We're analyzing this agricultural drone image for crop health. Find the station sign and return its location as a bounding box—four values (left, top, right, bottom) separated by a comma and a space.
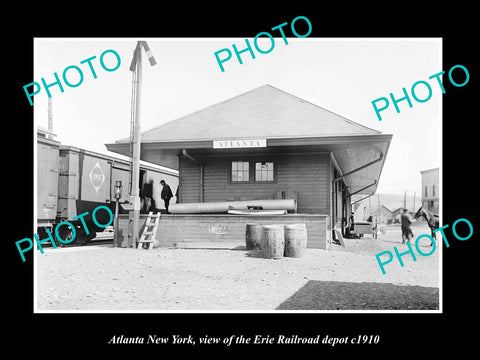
213, 139, 267, 149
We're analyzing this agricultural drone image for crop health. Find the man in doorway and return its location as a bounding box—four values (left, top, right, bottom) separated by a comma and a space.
142, 180, 156, 213
160, 180, 174, 214
401, 208, 415, 244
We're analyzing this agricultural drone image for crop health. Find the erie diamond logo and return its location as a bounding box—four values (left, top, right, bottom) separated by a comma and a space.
89, 161, 105, 192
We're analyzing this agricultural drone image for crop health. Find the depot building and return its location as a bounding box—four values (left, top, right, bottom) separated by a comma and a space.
106, 85, 392, 249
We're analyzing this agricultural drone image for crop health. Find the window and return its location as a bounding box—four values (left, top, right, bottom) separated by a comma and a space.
230, 160, 275, 182
255, 161, 274, 182
432, 184, 435, 197
231, 161, 249, 182
425, 185, 428, 197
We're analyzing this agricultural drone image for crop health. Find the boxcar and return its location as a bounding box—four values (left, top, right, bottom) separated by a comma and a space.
37, 135, 178, 245
37, 129, 61, 230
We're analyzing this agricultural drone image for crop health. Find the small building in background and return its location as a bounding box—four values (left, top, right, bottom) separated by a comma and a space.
374, 205, 393, 224
391, 207, 415, 224
353, 201, 393, 224
392, 207, 403, 224
420, 167, 439, 215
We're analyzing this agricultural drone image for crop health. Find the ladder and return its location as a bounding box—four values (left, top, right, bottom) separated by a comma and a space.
137, 212, 160, 250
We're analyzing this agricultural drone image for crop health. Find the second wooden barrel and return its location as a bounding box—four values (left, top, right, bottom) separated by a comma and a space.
261, 225, 285, 259
284, 223, 307, 258
245, 224, 263, 250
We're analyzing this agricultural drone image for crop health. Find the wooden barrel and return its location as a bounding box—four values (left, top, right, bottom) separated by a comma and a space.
284, 223, 307, 258
261, 225, 285, 259
245, 224, 263, 250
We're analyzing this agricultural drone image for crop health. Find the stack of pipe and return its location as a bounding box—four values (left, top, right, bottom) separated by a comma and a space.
169, 199, 296, 214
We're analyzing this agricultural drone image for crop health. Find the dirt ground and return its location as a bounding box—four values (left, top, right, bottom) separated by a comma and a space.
36, 223, 439, 311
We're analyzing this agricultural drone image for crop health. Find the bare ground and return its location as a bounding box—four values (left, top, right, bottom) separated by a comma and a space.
36, 224, 439, 311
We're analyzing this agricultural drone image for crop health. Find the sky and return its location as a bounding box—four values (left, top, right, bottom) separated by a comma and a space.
33, 37, 442, 196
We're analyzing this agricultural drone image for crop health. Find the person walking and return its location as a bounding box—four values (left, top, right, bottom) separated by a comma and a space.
160, 180, 174, 214
401, 208, 415, 244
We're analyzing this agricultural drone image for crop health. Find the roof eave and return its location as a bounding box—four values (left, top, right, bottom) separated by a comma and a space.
108, 134, 392, 151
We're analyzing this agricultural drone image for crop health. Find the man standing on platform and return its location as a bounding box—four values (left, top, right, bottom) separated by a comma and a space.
160, 180, 174, 214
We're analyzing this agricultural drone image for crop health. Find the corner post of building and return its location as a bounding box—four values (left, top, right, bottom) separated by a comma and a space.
200, 163, 204, 202
342, 185, 350, 237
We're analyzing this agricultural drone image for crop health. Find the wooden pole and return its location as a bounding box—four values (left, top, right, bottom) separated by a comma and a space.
48, 98, 53, 139
413, 191, 416, 212
368, 196, 371, 217
126, 41, 156, 248
129, 44, 142, 248
377, 194, 380, 223
114, 198, 119, 247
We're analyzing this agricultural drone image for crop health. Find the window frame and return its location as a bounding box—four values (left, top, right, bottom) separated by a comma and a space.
254, 160, 275, 183
228, 158, 277, 184
230, 160, 251, 183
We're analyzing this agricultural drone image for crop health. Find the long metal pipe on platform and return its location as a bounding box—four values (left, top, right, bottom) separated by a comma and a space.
169, 199, 297, 214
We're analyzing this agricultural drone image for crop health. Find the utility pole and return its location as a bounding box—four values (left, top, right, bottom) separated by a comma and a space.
377, 194, 380, 224
413, 191, 416, 212
368, 196, 372, 218
127, 41, 156, 248
47, 98, 53, 139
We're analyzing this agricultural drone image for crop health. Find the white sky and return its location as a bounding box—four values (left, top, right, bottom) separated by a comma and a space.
34, 38, 442, 196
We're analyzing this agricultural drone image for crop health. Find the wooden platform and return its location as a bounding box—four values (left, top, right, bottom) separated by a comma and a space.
115, 213, 331, 250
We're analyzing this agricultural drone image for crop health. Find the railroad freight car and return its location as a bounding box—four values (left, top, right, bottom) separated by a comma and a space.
37, 127, 61, 230
36, 129, 179, 245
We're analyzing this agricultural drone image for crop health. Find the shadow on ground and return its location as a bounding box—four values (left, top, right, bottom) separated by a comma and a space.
276, 280, 439, 310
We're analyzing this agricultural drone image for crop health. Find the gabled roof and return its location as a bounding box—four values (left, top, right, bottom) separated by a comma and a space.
117, 84, 381, 144
106, 84, 392, 196
378, 204, 392, 213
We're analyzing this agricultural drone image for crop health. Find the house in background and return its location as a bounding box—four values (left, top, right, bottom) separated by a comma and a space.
374, 205, 393, 224
353, 200, 393, 224
392, 207, 403, 223
420, 167, 439, 215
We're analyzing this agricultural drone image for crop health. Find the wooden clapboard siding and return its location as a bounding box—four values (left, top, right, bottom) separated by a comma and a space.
115, 214, 330, 249
155, 214, 329, 249
179, 156, 201, 203
179, 153, 330, 214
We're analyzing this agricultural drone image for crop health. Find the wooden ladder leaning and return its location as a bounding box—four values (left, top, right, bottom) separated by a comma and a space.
137, 211, 160, 250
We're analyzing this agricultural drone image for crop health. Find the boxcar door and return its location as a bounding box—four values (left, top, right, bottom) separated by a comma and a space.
37, 140, 59, 226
